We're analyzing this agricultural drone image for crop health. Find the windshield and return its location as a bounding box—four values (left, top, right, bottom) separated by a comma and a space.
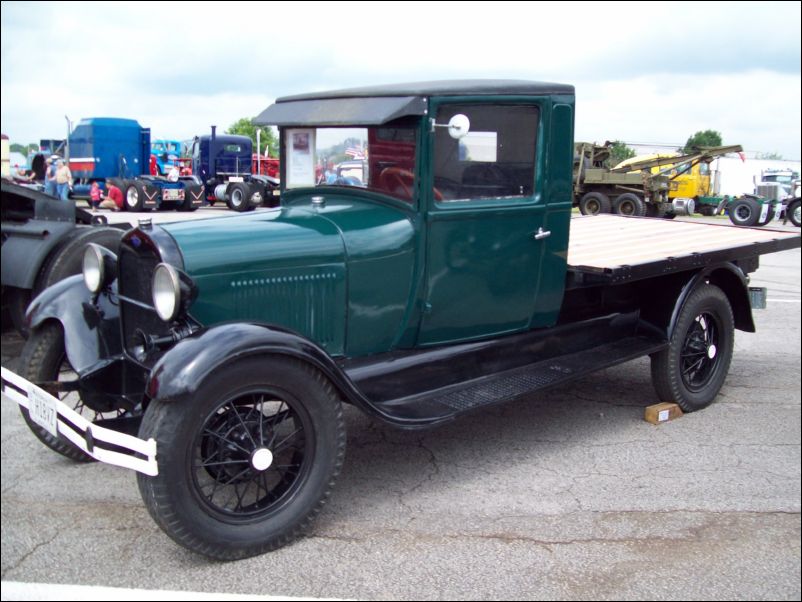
283, 124, 418, 203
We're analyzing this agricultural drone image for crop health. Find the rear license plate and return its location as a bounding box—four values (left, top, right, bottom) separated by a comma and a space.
28, 385, 58, 437
162, 189, 184, 201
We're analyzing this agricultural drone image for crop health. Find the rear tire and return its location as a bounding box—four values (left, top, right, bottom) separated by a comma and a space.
226, 182, 250, 212
125, 182, 146, 212
728, 198, 760, 226
650, 284, 734, 412
613, 193, 646, 216
579, 192, 611, 215
137, 357, 347, 560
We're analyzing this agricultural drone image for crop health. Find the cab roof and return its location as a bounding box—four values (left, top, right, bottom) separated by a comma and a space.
255, 79, 574, 127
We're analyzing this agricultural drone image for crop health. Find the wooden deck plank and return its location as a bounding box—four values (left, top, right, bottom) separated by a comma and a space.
567, 215, 799, 270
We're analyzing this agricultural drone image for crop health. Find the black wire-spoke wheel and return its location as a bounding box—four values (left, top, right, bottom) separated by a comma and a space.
194, 394, 311, 519
18, 321, 125, 462
651, 284, 734, 412
680, 313, 722, 392
138, 357, 346, 560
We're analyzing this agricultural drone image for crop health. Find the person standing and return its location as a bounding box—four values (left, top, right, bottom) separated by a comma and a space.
44, 156, 58, 197
89, 181, 103, 209
55, 159, 72, 200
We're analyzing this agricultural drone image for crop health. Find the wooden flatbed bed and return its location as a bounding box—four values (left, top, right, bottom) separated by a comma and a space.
567, 215, 801, 285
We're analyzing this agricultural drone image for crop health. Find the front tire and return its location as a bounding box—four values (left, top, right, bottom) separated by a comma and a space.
137, 357, 346, 560
650, 284, 734, 412
18, 322, 122, 461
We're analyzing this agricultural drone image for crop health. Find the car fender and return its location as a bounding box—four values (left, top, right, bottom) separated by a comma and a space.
26, 275, 123, 374
145, 322, 392, 421
669, 263, 755, 338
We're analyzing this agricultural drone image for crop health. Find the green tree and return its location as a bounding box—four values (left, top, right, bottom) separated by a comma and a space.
680, 130, 723, 154
608, 140, 636, 166
9, 143, 37, 155
226, 117, 279, 157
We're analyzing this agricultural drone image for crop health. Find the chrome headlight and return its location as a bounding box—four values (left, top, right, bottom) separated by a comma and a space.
152, 263, 181, 322
83, 243, 117, 293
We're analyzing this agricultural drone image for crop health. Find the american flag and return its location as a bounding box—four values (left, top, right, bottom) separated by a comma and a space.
345, 146, 365, 160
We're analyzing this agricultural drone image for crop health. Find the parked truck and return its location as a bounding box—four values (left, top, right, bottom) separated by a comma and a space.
754, 168, 800, 227
2, 80, 799, 561
67, 118, 276, 212
573, 141, 671, 217
575, 143, 748, 219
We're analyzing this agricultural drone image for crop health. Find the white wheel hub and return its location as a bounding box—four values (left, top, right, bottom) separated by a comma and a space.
251, 447, 274, 471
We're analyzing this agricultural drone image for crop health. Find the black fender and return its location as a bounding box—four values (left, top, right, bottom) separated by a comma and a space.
26, 275, 123, 374
1, 220, 76, 289
145, 322, 401, 424
677, 263, 755, 334
639, 262, 755, 340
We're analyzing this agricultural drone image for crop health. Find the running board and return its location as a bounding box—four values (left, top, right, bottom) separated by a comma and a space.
371, 335, 666, 425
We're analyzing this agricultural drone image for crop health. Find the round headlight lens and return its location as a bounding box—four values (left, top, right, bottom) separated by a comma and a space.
83, 245, 104, 293
152, 263, 181, 322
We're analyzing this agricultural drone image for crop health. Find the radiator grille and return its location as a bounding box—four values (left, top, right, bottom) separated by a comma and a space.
118, 239, 170, 353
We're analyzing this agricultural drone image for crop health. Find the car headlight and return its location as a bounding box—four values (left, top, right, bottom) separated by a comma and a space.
83, 243, 117, 293
152, 263, 181, 322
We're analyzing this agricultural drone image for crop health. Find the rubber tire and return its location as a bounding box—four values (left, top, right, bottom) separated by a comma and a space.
36, 226, 124, 291
728, 198, 760, 227
650, 284, 734, 412
613, 193, 646, 216
226, 182, 250, 212
137, 356, 347, 560
5, 286, 31, 338
124, 181, 146, 212
18, 321, 94, 461
579, 192, 611, 215
787, 199, 801, 227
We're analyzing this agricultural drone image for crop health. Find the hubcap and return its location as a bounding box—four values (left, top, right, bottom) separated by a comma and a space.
251, 447, 274, 471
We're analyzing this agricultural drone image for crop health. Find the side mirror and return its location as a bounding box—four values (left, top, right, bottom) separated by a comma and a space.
431, 114, 471, 139
447, 114, 470, 139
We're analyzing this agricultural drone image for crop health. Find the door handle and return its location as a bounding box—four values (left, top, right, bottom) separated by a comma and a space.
533, 227, 551, 240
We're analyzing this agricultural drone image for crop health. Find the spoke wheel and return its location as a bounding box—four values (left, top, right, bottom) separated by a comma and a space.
651, 284, 734, 412
19, 321, 124, 461
138, 356, 346, 560
193, 393, 312, 520
679, 313, 722, 393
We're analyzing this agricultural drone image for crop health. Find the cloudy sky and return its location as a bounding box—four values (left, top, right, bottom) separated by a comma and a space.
2, 1, 800, 159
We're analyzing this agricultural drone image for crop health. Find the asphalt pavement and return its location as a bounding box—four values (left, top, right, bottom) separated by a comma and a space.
1, 213, 799, 600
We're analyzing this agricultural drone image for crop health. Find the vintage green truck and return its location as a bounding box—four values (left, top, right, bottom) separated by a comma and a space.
1, 80, 799, 560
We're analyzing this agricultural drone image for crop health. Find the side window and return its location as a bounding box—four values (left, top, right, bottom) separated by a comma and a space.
433, 104, 539, 201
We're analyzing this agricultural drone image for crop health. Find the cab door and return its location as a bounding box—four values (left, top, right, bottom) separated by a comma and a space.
416, 102, 550, 346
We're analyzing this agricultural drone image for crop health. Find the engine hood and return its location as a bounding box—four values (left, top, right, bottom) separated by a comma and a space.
160, 195, 418, 356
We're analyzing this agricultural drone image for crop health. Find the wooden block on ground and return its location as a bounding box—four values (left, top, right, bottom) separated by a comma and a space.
644, 402, 683, 425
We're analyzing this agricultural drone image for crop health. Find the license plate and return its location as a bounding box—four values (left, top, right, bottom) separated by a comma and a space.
28, 385, 58, 437
162, 189, 184, 201
228, 176, 244, 183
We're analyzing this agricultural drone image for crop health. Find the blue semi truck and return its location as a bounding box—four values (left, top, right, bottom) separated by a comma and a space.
68, 118, 275, 212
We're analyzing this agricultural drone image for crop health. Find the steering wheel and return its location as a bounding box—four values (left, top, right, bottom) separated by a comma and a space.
380, 167, 443, 201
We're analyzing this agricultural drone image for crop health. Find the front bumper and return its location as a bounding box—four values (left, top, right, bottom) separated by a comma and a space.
1, 366, 158, 476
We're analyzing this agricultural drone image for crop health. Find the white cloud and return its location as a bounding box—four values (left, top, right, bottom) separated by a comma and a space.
2, 1, 800, 159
